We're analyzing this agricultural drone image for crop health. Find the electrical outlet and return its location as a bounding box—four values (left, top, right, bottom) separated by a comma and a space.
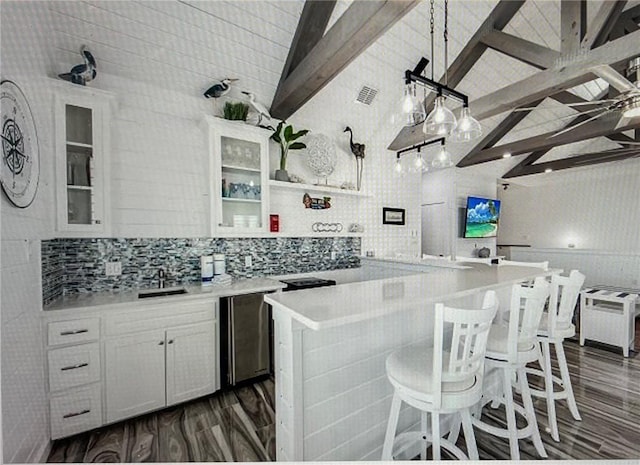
105, 262, 122, 276
331, 251, 337, 260
245, 256, 252, 267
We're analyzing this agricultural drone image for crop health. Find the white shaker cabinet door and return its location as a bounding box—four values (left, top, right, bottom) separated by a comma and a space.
105, 329, 166, 423
165, 321, 217, 406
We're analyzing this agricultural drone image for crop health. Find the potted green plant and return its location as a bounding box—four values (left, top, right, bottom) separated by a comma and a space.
222, 101, 249, 121
270, 121, 308, 181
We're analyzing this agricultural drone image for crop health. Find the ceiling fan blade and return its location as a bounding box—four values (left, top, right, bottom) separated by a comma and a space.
591, 65, 639, 93
549, 109, 615, 138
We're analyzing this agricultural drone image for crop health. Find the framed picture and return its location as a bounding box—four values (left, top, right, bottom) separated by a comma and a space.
383, 207, 405, 225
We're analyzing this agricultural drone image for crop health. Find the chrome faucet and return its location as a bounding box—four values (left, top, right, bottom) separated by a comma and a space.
158, 268, 166, 289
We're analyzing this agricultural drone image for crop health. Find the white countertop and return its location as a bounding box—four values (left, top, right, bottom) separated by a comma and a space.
265, 264, 555, 331
44, 277, 286, 313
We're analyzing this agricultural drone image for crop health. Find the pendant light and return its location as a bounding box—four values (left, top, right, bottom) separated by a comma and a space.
401, 83, 425, 126
451, 106, 482, 141
431, 140, 453, 168
423, 0, 457, 137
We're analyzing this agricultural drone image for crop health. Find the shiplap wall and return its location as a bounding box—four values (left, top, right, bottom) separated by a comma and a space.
498, 158, 640, 252
498, 158, 640, 288
1, 3, 55, 462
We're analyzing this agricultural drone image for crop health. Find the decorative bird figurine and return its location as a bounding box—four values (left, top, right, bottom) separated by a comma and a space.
58, 46, 97, 86
203, 78, 238, 99
344, 126, 365, 191
344, 126, 365, 158
241, 91, 272, 127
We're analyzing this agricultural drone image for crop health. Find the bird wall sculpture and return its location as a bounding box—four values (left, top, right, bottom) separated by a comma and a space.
344, 126, 365, 191
203, 78, 238, 99
344, 126, 365, 158
58, 46, 97, 86
241, 91, 272, 127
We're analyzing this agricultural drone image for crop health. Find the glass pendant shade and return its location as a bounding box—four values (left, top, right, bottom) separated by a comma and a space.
423, 96, 457, 136
401, 84, 425, 126
451, 106, 482, 142
431, 145, 453, 168
394, 158, 403, 174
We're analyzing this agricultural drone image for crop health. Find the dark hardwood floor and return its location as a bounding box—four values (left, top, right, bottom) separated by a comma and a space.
49, 323, 640, 462
48, 378, 275, 462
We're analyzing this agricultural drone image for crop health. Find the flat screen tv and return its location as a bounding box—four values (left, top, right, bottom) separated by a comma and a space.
464, 196, 501, 238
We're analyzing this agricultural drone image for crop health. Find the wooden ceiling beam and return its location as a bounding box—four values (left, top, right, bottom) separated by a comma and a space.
277, 0, 337, 83
270, 0, 420, 121
503, 148, 640, 177
581, 0, 626, 49
480, 30, 561, 69
387, 0, 525, 150
470, 29, 640, 121
459, 113, 638, 166
561, 0, 587, 54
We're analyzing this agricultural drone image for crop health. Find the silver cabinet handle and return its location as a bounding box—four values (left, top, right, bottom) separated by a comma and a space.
60, 329, 89, 336
63, 409, 90, 419
167, 339, 174, 344
159, 341, 165, 345
61, 362, 89, 371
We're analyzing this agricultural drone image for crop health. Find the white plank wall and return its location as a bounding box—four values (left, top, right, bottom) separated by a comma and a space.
510, 248, 640, 290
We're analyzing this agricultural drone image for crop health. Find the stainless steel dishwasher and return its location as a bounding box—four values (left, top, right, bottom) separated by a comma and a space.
221, 292, 271, 386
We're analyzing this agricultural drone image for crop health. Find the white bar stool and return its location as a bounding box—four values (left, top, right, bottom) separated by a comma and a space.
381, 291, 498, 461
529, 270, 585, 442
472, 278, 550, 460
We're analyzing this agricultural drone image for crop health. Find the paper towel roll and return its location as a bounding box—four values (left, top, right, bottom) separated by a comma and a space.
201, 256, 214, 284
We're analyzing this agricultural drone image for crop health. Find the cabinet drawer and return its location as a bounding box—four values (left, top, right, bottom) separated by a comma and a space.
48, 343, 101, 392
105, 300, 215, 336
48, 318, 100, 346
50, 384, 102, 440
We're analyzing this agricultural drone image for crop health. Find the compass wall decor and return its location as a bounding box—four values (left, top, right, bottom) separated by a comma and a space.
1, 80, 40, 208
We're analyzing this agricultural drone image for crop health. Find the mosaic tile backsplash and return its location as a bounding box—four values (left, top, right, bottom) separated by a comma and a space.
42, 237, 361, 304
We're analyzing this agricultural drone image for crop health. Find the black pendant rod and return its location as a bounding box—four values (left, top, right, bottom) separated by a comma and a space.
404, 56, 469, 107
397, 136, 446, 157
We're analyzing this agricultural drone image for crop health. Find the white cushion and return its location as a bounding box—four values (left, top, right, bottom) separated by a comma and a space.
485, 324, 536, 357
537, 312, 575, 338
386, 342, 476, 395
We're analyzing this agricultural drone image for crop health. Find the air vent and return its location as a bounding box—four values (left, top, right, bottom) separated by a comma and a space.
355, 86, 378, 105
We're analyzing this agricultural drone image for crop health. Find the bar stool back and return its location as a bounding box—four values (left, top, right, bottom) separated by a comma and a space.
381, 291, 498, 461
530, 269, 585, 442
472, 277, 550, 460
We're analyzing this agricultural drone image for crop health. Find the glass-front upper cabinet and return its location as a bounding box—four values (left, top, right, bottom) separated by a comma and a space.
54, 83, 113, 235
206, 116, 269, 234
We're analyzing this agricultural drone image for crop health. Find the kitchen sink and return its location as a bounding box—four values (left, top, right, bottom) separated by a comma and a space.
138, 287, 188, 299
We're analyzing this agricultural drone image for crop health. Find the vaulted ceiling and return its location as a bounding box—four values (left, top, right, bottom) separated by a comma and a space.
39, 0, 640, 183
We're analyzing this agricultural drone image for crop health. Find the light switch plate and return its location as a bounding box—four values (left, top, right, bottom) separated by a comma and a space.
245, 256, 252, 267
105, 262, 122, 276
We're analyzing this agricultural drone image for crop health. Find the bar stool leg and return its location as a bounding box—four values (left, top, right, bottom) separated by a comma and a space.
460, 409, 479, 460
555, 341, 581, 421
542, 340, 560, 441
431, 412, 441, 460
382, 392, 402, 460
502, 368, 520, 460
421, 412, 428, 460
518, 367, 547, 458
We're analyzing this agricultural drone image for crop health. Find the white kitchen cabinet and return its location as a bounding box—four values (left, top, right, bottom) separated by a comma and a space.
104, 301, 218, 423
205, 116, 270, 234
53, 81, 113, 235
44, 316, 104, 440
166, 321, 217, 406
105, 329, 167, 423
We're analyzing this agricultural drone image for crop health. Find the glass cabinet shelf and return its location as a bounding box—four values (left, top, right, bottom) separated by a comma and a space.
207, 116, 270, 234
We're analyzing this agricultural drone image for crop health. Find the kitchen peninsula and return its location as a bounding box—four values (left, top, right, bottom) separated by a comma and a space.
265, 263, 554, 461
